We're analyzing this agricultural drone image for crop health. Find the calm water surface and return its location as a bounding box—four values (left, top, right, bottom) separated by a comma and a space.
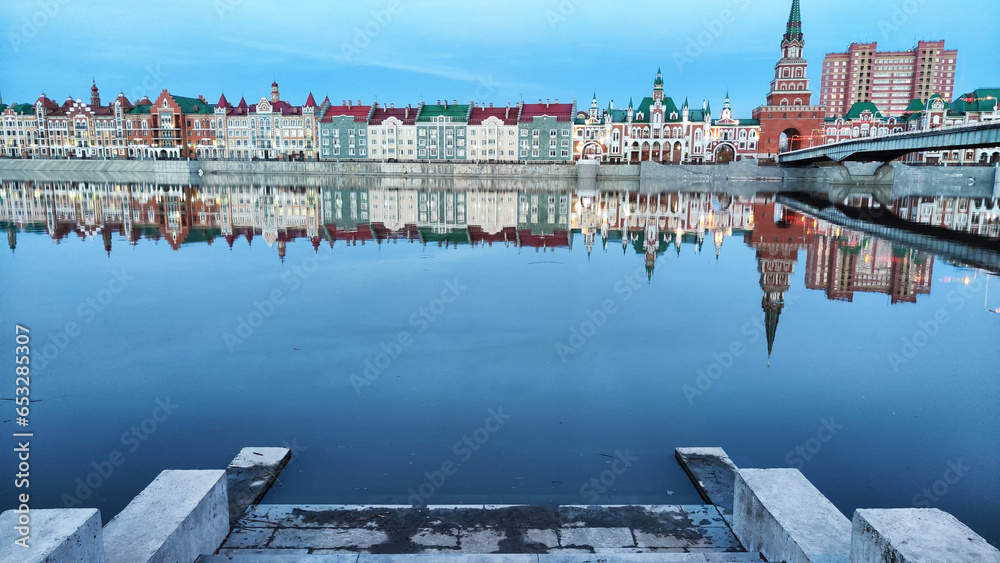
1, 180, 998, 545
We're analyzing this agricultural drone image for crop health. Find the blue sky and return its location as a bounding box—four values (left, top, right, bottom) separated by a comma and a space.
2, 0, 998, 117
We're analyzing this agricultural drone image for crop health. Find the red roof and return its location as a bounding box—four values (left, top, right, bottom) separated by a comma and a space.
34, 94, 59, 110
304, 93, 317, 107
369, 104, 416, 125
519, 102, 574, 123
217, 93, 231, 108
114, 93, 133, 109
237, 97, 248, 109
468, 105, 518, 125
321, 104, 371, 123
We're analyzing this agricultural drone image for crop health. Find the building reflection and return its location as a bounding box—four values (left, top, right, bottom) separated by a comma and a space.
2, 179, 997, 288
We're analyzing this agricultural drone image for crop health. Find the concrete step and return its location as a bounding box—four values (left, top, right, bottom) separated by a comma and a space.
198, 553, 763, 562
220, 504, 747, 556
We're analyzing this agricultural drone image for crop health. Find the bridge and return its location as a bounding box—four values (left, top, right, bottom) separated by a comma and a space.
777, 192, 1000, 274
778, 121, 1000, 166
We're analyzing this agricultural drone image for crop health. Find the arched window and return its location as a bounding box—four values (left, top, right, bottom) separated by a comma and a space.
793, 98, 802, 106
782, 68, 790, 78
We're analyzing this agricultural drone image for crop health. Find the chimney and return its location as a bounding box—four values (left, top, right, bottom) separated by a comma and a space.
348, 100, 352, 108
437, 100, 441, 105
405, 107, 409, 119
555, 98, 559, 104
453, 100, 457, 106
546, 99, 550, 108
357, 100, 360, 106
390, 102, 394, 109
341, 99, 346, 106
444, 100, 448, 108
489, 102, 493, 108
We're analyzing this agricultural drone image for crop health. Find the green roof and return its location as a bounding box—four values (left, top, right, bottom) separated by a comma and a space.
844, 102, 883, 120
171, 95, 215, 114
903, 99, 925, 113
418, 226, 469, 244
128, 105, 151, 114
10, 103, 35, 115
0, 103, 7, 113
416, 104, 470, 123
951, 88, 1000, 114
634, 96, 680, 123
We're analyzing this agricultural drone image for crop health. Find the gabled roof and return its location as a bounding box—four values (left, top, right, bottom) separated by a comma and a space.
321, 104, 372, 123
518, 102, 574, 123
369, 104, 417, 125
468, 105, 518, 125
416, 103, 470, 123
844, 102, 883, 120
903, 98, 925, 113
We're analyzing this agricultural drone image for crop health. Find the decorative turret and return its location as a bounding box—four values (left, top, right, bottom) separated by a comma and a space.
271, 80, 280, 103
590, 92, 599, 121
90, 80, 100, 108
653, 68, 664, 102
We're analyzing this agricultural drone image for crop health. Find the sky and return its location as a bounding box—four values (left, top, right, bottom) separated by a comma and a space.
1, 0, 998, 117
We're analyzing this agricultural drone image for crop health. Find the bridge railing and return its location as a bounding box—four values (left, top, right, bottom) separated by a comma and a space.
784, 119, 1000, 156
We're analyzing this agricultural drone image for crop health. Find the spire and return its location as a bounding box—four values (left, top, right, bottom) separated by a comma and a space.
90, 79, 100, 107
682, 97, 689, 110
784, 0, 803, 43
304, 92, 317, 107
654, 67, 664, 87
764, 302, 781, 367
628, 97, 634, 109
217, 92, 231, 108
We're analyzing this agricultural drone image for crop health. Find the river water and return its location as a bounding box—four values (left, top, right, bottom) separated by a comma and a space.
1, 178, 998, 545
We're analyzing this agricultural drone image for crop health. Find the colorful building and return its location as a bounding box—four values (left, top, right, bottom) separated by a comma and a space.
416, 101, 471, 160
518, 100, 574, 161
318, 101, 375, 160
820, 40, 957, 118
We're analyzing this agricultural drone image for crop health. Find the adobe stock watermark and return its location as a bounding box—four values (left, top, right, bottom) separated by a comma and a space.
878, 0, 931, 40
784, 417, 845, 469
7, 0, 73, 53
886, 275, 985, 372
546, 0, 589, 30
407, 406, 511, 506
912, 459, 970, 508
340, 1, 404, 63
579, 449, 639, 504
214, 0, 244, 20
674, 0, 755, 73
351, 278, 466, 395
62, 397, 179, 507
34, 268, 136, 373
555, 265, 645, 363
223, 247, 331, 352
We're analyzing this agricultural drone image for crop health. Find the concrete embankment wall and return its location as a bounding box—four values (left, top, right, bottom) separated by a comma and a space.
2, 159, 996, 198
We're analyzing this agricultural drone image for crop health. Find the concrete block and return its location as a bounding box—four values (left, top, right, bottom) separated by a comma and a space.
0, 508, 104, 563
675, 447, 739, 523
732, 468, 850, 563
227, 447, 291, 527
271, 527, 388, 549
851, 508, 1000, 562
103, 469, 229, 563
